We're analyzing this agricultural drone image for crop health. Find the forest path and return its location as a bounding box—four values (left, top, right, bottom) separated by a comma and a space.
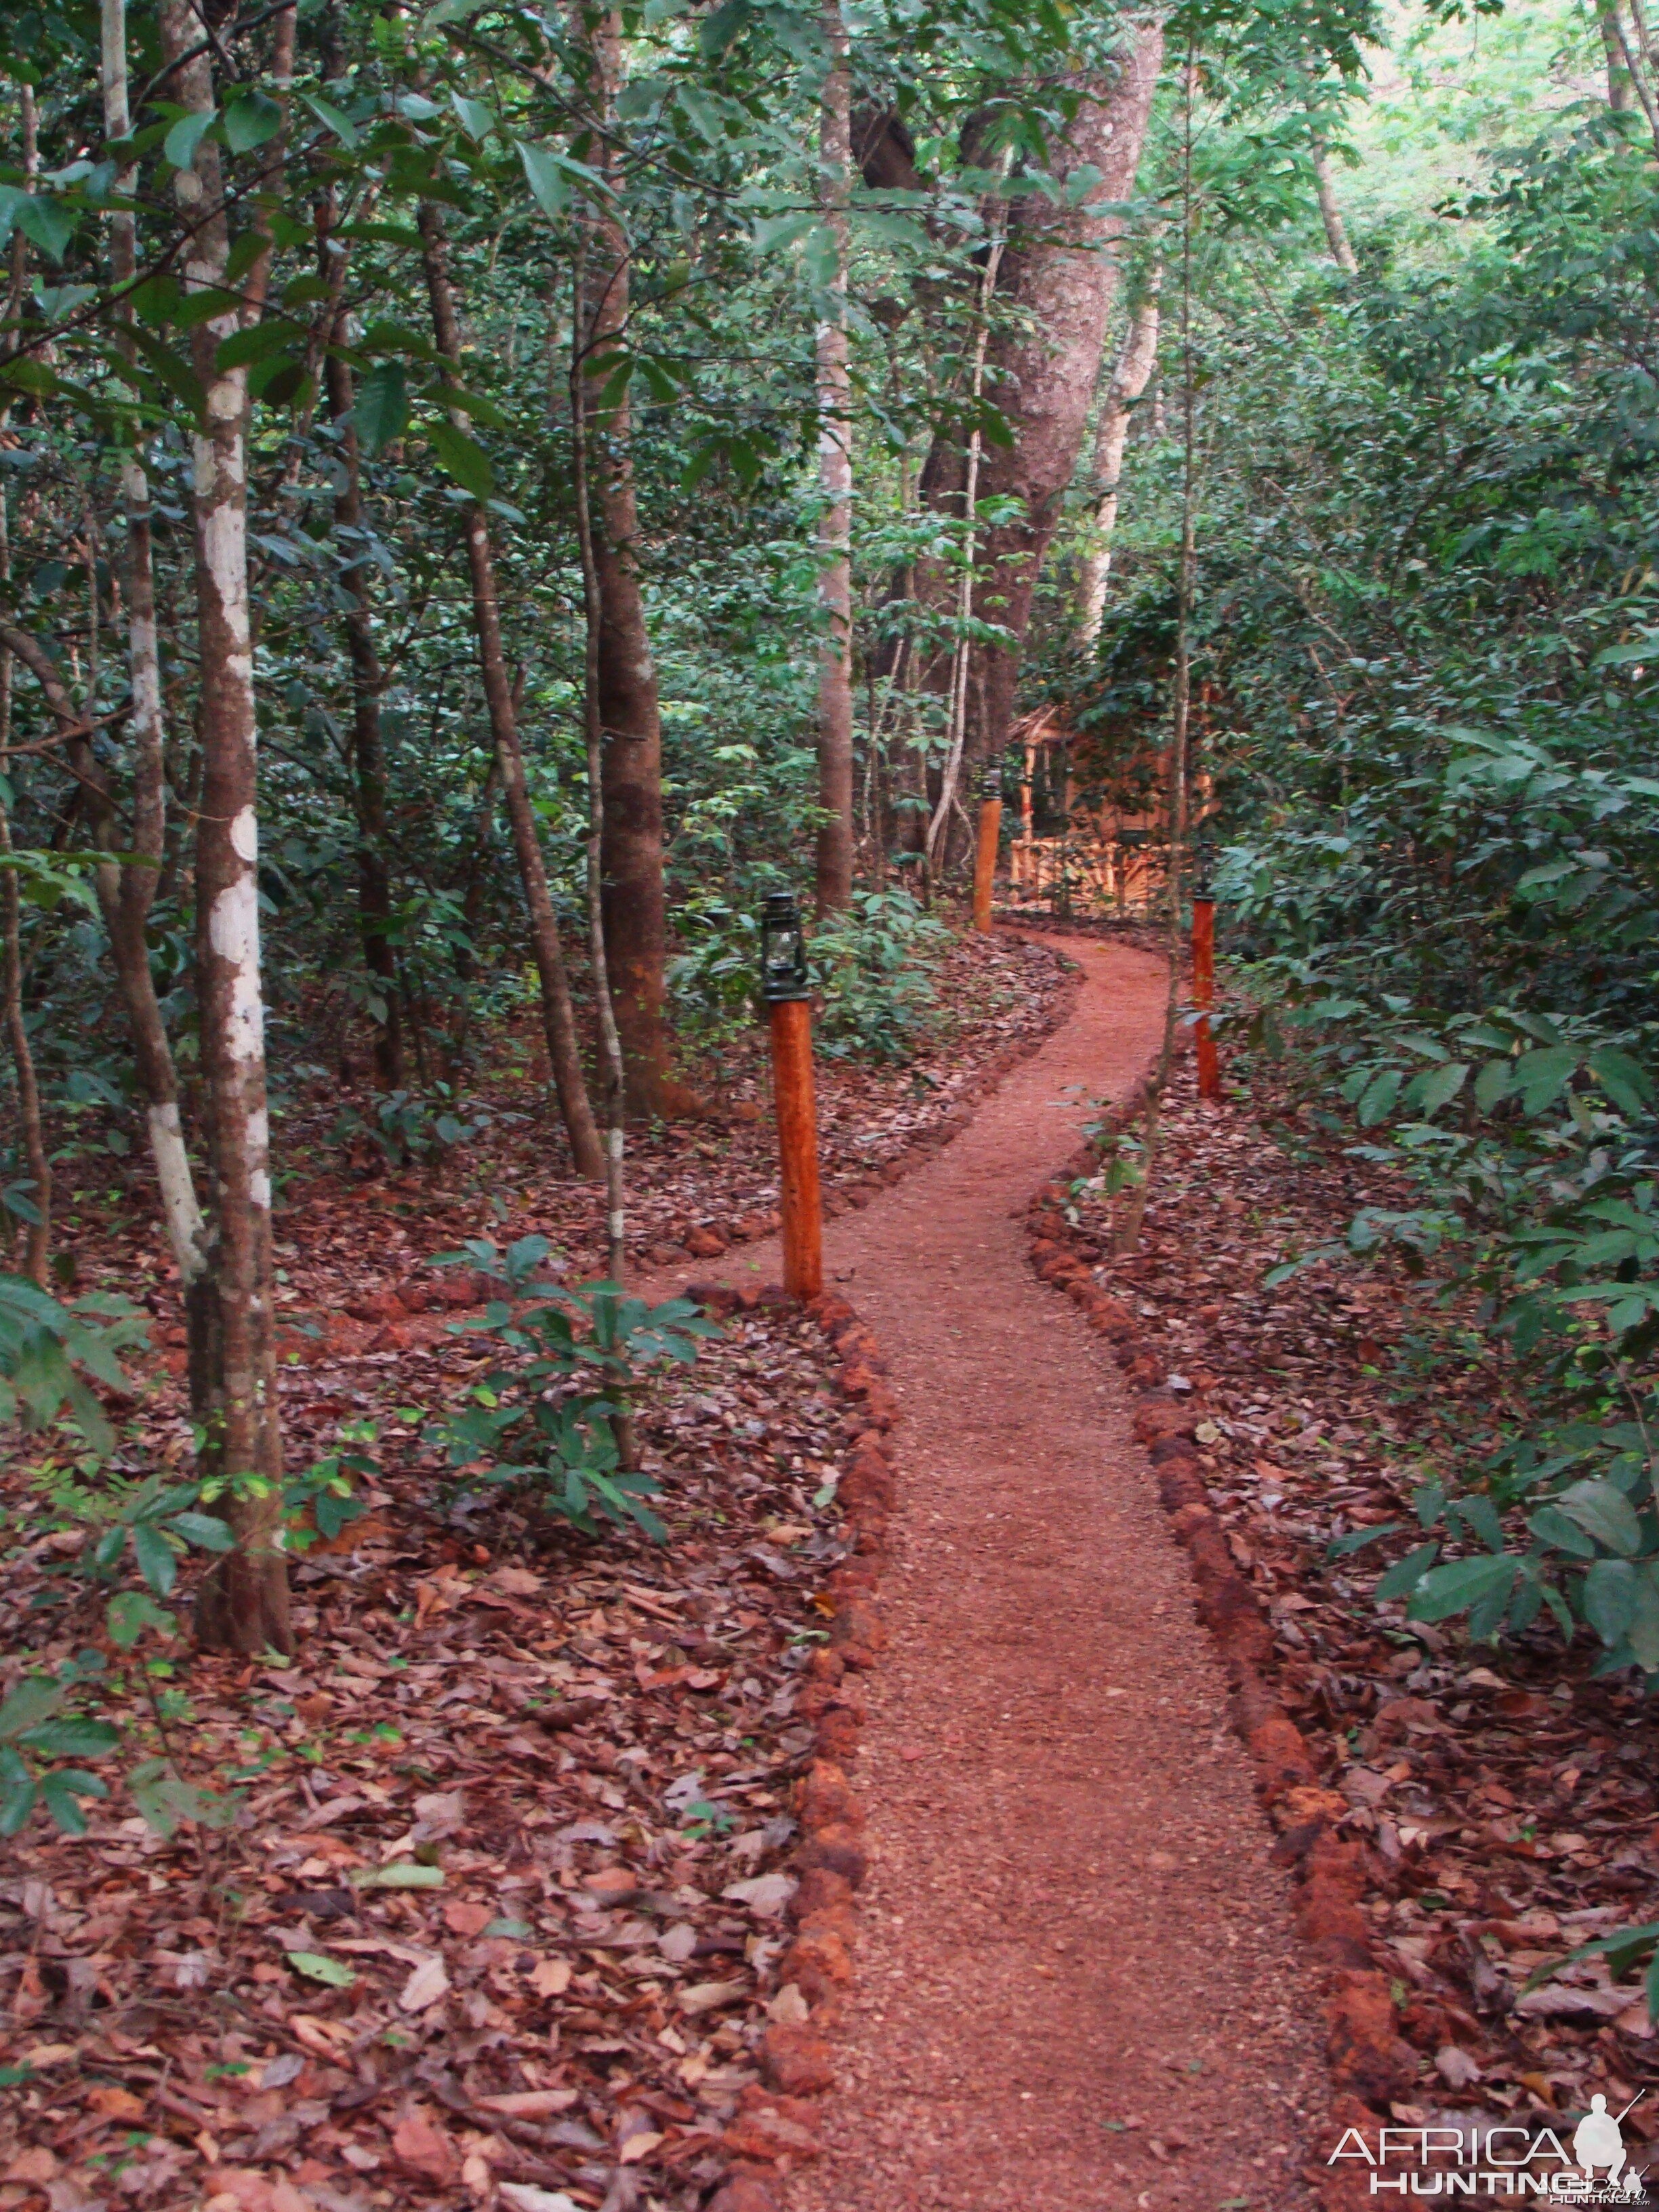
650, 937, 1324, 2212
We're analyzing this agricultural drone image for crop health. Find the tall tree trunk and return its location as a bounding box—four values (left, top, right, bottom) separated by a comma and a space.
814, 0, 855, 914
1600, 2, 1635, 107
319, 202, 404, 1091
1601, 1, 1659, 157
0, 609, 48, 1285
0, 812, 47, 1285
2, 101, 51, 1286
926, 167, 1009, 874
419, 202, 605, 1178
8, 85, 52, 363
160, 0, 291, 1655
101, 0, 208, 1292
571, 237, 629, 1290
1074, 270, 1161, 649
968, 18, 1165, 762
1120, 52, 1199, 1255
1309, 134, 1358, 273
577, 13, 693, 1118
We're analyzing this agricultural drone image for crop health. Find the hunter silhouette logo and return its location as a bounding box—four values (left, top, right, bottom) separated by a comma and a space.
1327, 2090, 1650, 2199
1571, 2095, 1645, 2199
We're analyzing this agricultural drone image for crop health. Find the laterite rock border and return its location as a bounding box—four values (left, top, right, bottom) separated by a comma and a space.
678, 1284, 900, 2212
1025, 1105, 1413, 2212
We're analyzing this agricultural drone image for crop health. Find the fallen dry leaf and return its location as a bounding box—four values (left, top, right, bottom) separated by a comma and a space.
679, 1980, 747, 2016
474, 2089, 579, 2118
391, 2108, 459, 2186
85, 2085, 146, 2122
398, 1954, 451, 2012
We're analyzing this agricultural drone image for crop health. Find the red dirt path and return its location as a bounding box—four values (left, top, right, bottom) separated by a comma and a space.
655, 936, 1326, 2211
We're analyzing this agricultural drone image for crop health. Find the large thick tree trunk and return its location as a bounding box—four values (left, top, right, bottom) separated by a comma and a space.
968, 19, 1165, 761
419, 203, 605, 1176
1074, 270, 1161, 649
813, 0, 855, 914
161, 0, 291, 1656
577, 13, 694, 1118
319, 205, 403, 1092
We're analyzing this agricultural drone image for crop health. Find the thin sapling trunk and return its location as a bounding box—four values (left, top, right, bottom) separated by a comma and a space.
419, 201, 605, 1179
1117, 52, 1200, 1255
814, 0, 856, 914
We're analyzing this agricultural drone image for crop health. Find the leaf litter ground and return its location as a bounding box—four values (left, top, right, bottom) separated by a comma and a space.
1065, 1046, 1659, 2169
0, 937, 1068, 2212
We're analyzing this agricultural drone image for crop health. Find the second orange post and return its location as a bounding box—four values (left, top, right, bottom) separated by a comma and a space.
769, 1000, 823, 1298
760, 890, 824, 1300
1192, 892, 1222, 1101
972, 771, 1002, 931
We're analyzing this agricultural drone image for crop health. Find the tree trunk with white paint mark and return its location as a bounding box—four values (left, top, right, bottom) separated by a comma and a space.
160, 0, 291, 1656
418, 201, 605, 1179
1075, 273, 1161, 650
814, 0, 856, 915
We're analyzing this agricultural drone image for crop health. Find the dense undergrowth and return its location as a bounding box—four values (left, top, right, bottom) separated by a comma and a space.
1065, 96, 1659, 1685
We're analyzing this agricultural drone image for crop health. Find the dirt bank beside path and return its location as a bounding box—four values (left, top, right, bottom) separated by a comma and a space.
645, 935, 1326, 2212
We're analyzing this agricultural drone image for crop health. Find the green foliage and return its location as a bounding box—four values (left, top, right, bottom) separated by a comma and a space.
668, 885, 949, 1059
0, 1273, 148, 1459
1526, 1917, 1659, 2028
810, 888, 951, 1061
667, 902, 765, 1041
284, 1423, 377, 1553
1065, 35, 1659, 1679
428, 1238, 719, 1539
0, 1654, 117, 1838
331, 1087, 490, 1174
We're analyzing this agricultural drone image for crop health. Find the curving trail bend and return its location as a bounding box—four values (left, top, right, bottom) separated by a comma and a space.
660, 936, 1324, 2212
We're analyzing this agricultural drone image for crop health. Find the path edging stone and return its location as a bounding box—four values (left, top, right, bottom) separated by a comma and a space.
681, 1282, 901, 2212
1023, 1101, 1414, 2209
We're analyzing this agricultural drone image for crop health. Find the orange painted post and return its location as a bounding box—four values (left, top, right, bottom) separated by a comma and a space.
972, 769, 1002, 931
1192, 886, 1222, 1101
760, 892, 823, 1300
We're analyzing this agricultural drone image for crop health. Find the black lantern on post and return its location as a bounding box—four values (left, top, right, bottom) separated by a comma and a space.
760, 890, 810, 1006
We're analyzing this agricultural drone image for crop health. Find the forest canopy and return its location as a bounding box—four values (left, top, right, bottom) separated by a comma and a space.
1, 0, 1658, 1677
